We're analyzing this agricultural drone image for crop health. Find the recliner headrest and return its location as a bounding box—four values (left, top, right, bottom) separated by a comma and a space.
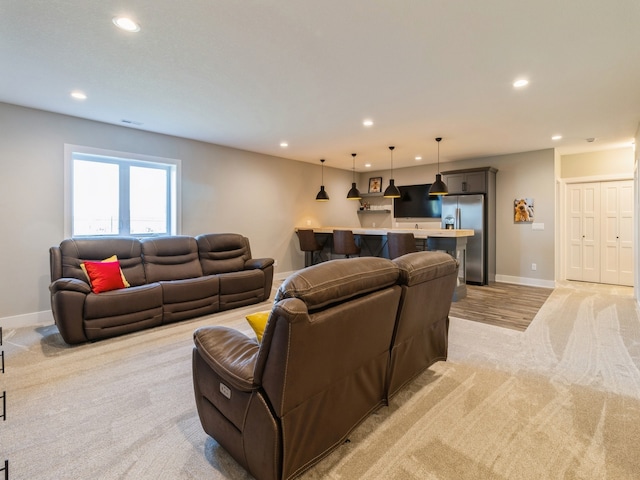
275, 257, 399, 310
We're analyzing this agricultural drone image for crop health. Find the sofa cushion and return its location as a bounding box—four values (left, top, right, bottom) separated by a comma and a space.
218, 270, 267, 310
141, 236, 203, 282
84, 283, 163, 319
160, 276, 220, 304
196, 233, 251, 275
59, 237, 146, 286
218, 269, 264, 294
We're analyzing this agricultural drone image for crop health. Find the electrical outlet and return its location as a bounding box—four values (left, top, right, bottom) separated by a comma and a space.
274, 260, 278, 267
531, 263, 537, 271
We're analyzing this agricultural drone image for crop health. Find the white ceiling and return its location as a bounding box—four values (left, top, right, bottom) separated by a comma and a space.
2, 0, 639, 171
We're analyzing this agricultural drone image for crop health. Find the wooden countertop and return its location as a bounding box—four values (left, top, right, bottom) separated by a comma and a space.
298, 226, 474, 239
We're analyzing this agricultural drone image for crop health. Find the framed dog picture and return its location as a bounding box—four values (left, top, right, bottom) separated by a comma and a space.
514, 198, 534, 223
368, 177, 382, 194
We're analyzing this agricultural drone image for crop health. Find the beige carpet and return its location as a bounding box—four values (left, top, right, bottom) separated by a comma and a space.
2, 280, 640, 479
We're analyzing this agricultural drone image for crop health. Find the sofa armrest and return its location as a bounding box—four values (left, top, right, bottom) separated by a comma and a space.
49, 277, 92, 295
193, 326, 261, 392
244, 257, 274, 270
50, 246, 62, 282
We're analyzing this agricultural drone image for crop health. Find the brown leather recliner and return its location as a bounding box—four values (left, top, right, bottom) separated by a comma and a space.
192, 257, 402, 480
387, 251, 458, 398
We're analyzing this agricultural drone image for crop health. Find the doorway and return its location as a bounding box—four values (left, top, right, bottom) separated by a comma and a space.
565, 180, 633, 286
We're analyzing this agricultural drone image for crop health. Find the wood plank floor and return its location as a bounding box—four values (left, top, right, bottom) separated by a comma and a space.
449, 282, 554, 331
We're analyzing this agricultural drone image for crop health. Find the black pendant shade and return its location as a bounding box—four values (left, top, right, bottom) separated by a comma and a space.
315, 159, 330, 201
346, 153, 361, 200
429, 174, 448, 195
429, 137, 448, 195
383, 146, 401, 198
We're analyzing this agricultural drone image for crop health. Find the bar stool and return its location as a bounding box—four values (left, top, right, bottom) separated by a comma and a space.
332, 230, 361, 258
387, 232, 417, 259
296, 229, 325, 267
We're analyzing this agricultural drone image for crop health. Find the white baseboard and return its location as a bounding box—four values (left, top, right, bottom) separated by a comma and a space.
1, 310, 54, 329
494, 274, 556, 289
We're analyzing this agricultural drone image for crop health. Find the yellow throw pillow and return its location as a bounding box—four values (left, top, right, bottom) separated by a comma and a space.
245, 311, 270, 343
80, 254, 130, 288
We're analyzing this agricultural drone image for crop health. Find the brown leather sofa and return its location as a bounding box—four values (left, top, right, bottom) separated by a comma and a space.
49, 233, 274, 344
192, 251, 457, 480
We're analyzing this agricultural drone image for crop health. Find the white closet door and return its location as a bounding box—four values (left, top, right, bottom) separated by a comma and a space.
581, 183, 601, 282
601, 181, 633, 286
566, 180, 633, 286
566, 184, 586, 280
565, 182, 600, 282
618, 182, 634, 286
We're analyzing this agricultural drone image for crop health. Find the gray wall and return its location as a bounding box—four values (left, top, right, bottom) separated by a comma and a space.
360, 149, 557, 285
0, 102, 357, 322
1, 101, 635, 325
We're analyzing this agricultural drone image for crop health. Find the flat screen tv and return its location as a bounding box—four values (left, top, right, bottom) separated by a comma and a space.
393, 184, 442, 218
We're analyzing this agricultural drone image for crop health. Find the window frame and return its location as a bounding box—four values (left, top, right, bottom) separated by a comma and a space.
64, 144, 181, 238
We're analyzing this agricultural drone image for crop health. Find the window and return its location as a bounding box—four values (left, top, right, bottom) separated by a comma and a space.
65, 145, 180, 237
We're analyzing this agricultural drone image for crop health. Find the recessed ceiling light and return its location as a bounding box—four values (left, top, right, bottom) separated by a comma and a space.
280, 142, 288, 148
365, 163, 372, 168
70, 91, 87, 100
513, 79, 529, 88
112, 16, 141, 32
415, 156, 422, 161
551, 135, 562, 141
363, 119, 374, 127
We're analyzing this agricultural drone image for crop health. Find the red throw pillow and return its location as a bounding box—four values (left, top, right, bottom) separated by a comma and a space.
82, 260, 127, 294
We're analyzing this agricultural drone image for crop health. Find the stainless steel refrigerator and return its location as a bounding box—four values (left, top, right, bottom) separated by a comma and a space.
441, 194, 486, 284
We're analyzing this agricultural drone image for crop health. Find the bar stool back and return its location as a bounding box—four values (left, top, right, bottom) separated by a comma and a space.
387, 232, 417, 259
296, 229, 324, 267
332, 230, 361, 258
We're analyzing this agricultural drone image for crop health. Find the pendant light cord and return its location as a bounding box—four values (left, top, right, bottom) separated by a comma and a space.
389, 146, 395, 177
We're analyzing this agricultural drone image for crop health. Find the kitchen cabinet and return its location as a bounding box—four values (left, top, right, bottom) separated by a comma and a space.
441, 168, 494, 194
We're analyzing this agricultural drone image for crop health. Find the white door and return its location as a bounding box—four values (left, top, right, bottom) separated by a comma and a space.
566, 184, 585, 280
600, 181, 633, 286
565, 180, 633, 286
581, 183, 601, 282
566, 183, 600, 282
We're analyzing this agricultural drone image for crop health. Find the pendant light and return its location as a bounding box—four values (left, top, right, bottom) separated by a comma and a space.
346, 153, 362, 200
315, 159, 330, 201
429, 137, 448, 195
383, 146, 401, 198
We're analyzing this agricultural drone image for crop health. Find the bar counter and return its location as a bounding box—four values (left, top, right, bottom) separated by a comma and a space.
306, 226, 474, 239
297, 227, 474, 299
